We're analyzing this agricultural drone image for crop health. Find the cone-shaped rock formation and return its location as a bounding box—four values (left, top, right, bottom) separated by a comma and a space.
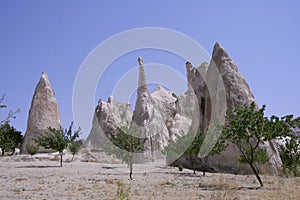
22, 72, 61, 153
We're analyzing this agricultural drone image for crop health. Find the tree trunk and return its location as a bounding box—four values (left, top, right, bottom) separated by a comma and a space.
1, 150, 4, 156
129, 162, 133, 180
198, 157, 207, 176
129, 157, 133, 180
60, 152, 63, 167
249, 162, 263, 187
10, 148, 15, 156
129, 153, 134, 180
190, 155, 196, 174
71, 154, 74, 162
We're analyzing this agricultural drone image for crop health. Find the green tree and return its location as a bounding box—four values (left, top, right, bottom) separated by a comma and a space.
68, 140, 83, 161
34, 122, 80, 167
0, 94, 22, 156
104, 126, 147, 180
163, 130, 223, 175
0, 123, 23, 156
26, 143, 39, 160
279, 134, 300, 176
219, 102, 296, 187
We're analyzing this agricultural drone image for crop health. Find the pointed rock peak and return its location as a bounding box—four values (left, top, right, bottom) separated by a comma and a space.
41, 71, 47, 76
132, 57, 153, 126
214, 42, 221, 49
37, 72, 53, 91
41, 71, 50, 81
211, 42, 233, 70
22, 72, 61, 153
108, 96, 114, 104
186, 61, 193, 71
138, 57, 144, 65
212, 42, 231, 61
137, 56, 149, 92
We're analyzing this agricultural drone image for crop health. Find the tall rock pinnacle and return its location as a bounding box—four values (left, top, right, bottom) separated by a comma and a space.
132, 57, 153, 126
211, 42, 255, 109
22, 72, 62, 153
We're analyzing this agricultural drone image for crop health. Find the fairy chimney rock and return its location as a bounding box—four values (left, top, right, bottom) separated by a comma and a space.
22, 72, 61, 153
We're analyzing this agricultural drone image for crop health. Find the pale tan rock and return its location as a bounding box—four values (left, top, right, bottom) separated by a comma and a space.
85, 98, 133, 149
87, 44, 282, 175
186, 43, 281, 175
22, 72, 61, 153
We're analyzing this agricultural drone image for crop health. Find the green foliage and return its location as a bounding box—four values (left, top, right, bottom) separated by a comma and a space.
279, 135, 300, 177
0, 94, 22, 156
162, 131, 198, 157
238, 147, 269, 166
34, 122, 80, 166
0, 94, 20, 124
68, 140, 82, 161
0, 95, 6, 109
0, 122, 23, 156
163, 131, 200, 173
114, 181, 130, 200
163, 130, 224, 175
178, 163, 183, 171
219, 102, 297, 187
104, 126, 146, 179
26, 143, 39, 160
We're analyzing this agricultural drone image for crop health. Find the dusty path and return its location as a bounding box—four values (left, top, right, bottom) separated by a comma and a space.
0, 155, 299, 200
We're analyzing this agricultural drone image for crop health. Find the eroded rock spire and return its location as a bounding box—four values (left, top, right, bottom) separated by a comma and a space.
22, 72, 62, 153
132, 57, 152, 126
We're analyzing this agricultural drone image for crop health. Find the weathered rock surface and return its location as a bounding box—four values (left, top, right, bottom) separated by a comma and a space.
131, 58, 171, 161
86, 58, 198, 163
85, 97, 132, 148
212, 43, 281, 175
86, 44, 282, 175
212, 42, 256, 109
185, 42, 281, 174
22, 72, 61, 153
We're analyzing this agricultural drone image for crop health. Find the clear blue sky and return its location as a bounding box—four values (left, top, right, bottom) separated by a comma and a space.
0, 1, 299, 138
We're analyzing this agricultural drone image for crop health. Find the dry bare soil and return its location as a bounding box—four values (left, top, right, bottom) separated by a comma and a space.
0, 154, 299, 200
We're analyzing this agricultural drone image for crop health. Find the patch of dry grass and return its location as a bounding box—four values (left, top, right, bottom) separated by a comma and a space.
157, 180, 176, 187
199, 174, 238, 190
14, 177, 27, 182
114, 181, 130, 200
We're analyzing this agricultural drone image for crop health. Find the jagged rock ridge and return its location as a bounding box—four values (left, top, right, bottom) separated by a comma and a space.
86, 43, 282, 175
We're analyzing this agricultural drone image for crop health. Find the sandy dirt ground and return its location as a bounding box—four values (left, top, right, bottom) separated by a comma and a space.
0, 154, 299, 200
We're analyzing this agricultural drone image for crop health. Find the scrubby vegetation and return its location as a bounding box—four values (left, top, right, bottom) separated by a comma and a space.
25, 143, 39, 160
69, 139, 83, 161
0, 94, 22, 156
217, 102, 299, 187
0, 123, 22, 156
34, 122, 81, 166
104, 126, 147, 180
114, 181, 130, 200
279, 134, 300, 177
163, 130, 223, 175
